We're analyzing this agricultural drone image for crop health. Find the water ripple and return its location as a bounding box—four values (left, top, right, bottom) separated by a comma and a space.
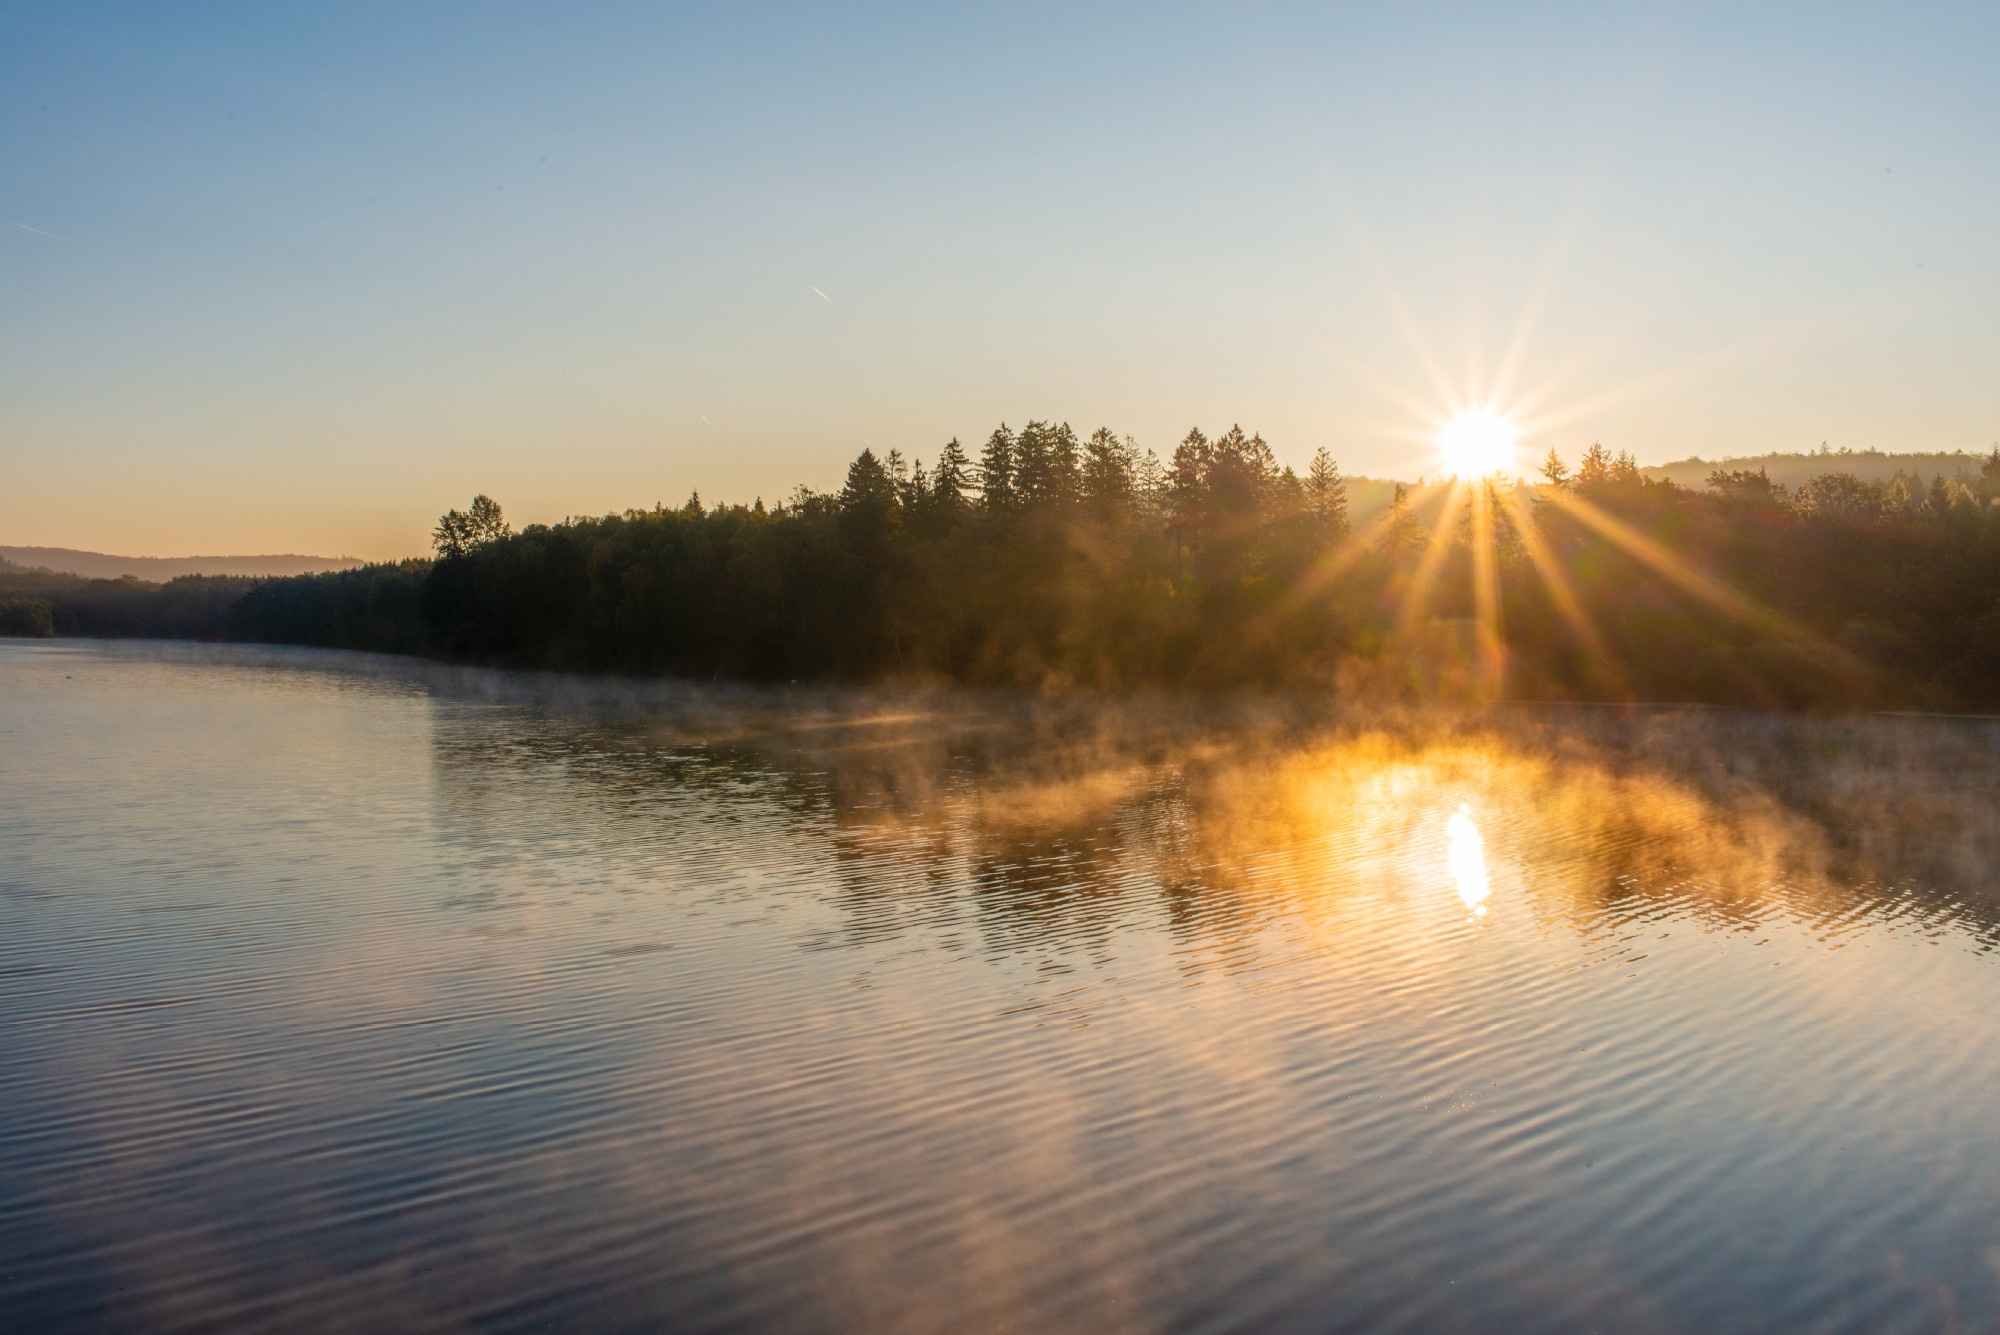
6, 642, 2000, 1332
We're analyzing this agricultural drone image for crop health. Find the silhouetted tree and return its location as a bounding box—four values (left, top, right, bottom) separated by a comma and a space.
934, 437, 973, 511
1307, 447, 1349, 540
838, 449, 901, 549
433, 494, 511, 557
1081, 428, 1137, 515
21, 428, 2000, 711
979, 425, 1017, 511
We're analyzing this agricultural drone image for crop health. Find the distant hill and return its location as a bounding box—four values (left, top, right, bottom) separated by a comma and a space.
1342, 475, 1407, 526
1643, 448, 1999, 492
0, 547, 365, 583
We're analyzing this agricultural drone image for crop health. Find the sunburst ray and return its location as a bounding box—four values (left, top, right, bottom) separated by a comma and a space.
1535, 487, 1872, 687
1393, 481, 1470, 639
1468, 479, 1505, 703
1492, 485, 1629, 697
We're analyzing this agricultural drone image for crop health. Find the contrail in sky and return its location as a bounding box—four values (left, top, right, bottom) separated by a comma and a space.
14, 223, 59, 238
809, 285, 833, 304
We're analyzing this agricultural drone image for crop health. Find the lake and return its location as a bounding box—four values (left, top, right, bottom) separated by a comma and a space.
5, 640, 2000, 1333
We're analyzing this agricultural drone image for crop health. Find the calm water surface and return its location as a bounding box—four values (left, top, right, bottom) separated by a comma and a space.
6, 641, 2000, 1333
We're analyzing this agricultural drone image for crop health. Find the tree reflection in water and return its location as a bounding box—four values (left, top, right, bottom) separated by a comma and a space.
12, 644, 2000, 1333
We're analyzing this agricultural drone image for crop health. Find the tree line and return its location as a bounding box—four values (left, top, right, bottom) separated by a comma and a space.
7, 424, 2000, 709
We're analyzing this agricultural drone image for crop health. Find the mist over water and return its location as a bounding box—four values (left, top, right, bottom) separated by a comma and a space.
6, 641, 2000, 1333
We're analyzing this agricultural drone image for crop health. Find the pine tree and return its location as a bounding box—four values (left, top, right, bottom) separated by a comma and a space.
1307, 447, 1349, 540
1379, 482, 1422, 557
1576, 443, 1614, 486
1082, 427, 1137, 513
1014, 420, 1054, 505
933, 437, 972, 512
1134, 449, 1168, 520
1211, 425, 1278, 481
1926, 473, 1952, 517
1047, 421, 1081, 504
839, 449, 899, 518
979, 425, 1016, 511
1168, 428, 1211, 547
1886, 473, 1913, 513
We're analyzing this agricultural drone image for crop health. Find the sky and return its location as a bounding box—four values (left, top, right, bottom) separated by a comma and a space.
3, 4, 1998, 560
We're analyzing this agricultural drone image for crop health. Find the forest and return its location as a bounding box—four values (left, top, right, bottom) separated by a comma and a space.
7, 422, 2000, 710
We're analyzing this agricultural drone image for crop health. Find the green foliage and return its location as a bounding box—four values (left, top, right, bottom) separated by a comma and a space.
231, 562, 430, 653
432, 494, 511, 558
15, 432, 2000, 709
1797, 472, 1892, 519
0, 597, 54, 637
0, 568, 259, 639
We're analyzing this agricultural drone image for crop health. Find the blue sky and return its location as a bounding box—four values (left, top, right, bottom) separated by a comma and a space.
4, 3, 1997, 557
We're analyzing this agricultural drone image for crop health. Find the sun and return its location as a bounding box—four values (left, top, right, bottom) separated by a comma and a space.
1436, 409, 1519, 478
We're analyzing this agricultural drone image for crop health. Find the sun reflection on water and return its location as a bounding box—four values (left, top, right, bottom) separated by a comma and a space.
1446, 803, 1490, 914
22, 648, 2000, 1333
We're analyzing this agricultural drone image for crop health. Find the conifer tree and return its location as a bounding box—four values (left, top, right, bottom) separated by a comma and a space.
1925, 474, 1953, 517
839, 449, 900, 536
1571, 444, 1640, 486
1169, 429, 1211, 547
1082, 428, 1137, 513
933, 437, 972, 512
979, 425, 1016, 511
71, 414, 2000, 709
1380, 482, 1423, 557
1199, 426, 1276, 542
1014, 420, 1055, 504
1307, 447, 1349, 540
1134, 449, 1169, 520
1886, 473, 1913, 513
1047, 422, 1081, 504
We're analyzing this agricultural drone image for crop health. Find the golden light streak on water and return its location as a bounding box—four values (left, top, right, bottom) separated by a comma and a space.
11, 642, 2000, 1332
1445, 803, 1490, 914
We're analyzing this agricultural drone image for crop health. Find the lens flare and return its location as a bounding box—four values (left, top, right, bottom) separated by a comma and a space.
1436, 410, 1518, 477
1446, 804, 1490, 913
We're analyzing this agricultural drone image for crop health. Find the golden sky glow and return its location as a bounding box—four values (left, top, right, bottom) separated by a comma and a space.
3, 8, 1996, 558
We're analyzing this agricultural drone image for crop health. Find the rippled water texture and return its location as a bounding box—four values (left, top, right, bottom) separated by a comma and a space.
7, 642, 2000, 1332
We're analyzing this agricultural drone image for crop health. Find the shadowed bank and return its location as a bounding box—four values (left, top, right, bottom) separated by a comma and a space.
7, 433, 2000, 711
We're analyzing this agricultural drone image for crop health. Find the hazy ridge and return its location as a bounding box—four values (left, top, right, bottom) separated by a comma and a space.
0, 547, 364, 583
1642, 448, 1998, 491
